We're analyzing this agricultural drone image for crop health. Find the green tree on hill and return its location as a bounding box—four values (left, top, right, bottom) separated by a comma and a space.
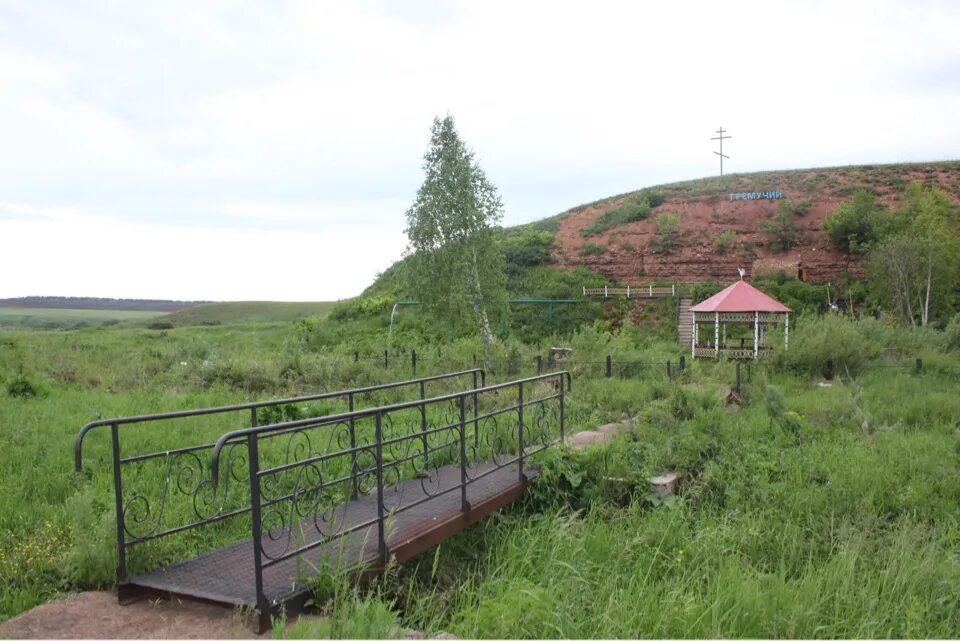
866, 183, 959, 326
404, 115, 507, 362
823, 190, 890, 253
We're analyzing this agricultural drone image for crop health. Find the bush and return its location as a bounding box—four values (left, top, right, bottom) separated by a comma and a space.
581, 196, 652, 236
762, 200, 805, 253
945, 314, 960, 351
579, 243, 606, 257
6, 375, 42, 398
776, 315, 881, 377
147, 321, 174, 330
501, 229, 555, 275
713, 230, 737, 252
822, 190, 888, 253
651, 213, 681, 254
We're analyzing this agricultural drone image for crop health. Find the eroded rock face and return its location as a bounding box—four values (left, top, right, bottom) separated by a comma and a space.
554, 166, 960, 285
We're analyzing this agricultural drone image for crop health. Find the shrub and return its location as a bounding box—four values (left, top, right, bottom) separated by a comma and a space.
945, 314, 960, 351
776, 315, 881, 377
501, 229, 555, 274
822, 190, 889, 253
579, 243, 606, 257
6, 375, 41, 398
651, 213, 681, 254
762, 200, 805, 253
147, 321, 174, 330
713, 230, 737, 252
581, 197, 652, 236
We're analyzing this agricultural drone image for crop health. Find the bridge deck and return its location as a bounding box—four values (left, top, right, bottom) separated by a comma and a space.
125, 462, 533, 611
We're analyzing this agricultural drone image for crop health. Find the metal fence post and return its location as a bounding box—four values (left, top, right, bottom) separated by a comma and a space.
667, 360, 673, 380
247, 432, 269, 631
606, 355, 612, 378
517, 381, 525, 483
471, 371, 479, 448
559, 374, 565, 444
536, 355, 543, 374
110, 423, 127, 585
412, 350, 417, 377
354, 351, 359, 363
348, 392, 358, 500
736, 362, 741, 394
374, 413, 387, 563
916, 358, 923, 373
679, 355, 685, 372
459, 396, 469, 511
384, 350, 389, 368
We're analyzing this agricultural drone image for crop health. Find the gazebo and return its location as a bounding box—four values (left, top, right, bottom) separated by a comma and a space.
690, 279, 791, 359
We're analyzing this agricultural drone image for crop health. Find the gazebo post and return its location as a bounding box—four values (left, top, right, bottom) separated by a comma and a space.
691, 314, 697, 357
721, 323, 726, 348
714, 312, 719, 357
753, 311, 759, 358
784, 313, 789, 350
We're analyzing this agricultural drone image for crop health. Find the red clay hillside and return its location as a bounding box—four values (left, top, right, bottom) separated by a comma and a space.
552, 162, 960, 284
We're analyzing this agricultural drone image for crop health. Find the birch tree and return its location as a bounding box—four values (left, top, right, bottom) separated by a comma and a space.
866, 183, 958, 326
404, 115, 507, 361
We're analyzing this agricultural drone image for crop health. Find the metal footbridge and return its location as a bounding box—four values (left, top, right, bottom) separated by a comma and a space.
75, 369, 569, 631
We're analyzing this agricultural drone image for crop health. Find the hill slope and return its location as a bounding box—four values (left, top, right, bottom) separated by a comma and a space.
552, 161, 960, 284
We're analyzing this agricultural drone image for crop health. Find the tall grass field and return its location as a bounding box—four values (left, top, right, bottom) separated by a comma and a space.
1, 311, 959, 638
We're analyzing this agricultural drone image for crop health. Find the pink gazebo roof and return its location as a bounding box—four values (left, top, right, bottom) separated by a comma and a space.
690, 280, 791, 313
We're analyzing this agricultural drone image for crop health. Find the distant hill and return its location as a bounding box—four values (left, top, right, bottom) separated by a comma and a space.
139, 301, 336, 327
550, 160, 960, 285
0, 296, 207, 312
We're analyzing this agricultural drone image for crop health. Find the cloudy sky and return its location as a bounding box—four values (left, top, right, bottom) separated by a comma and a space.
1, 1, 958, 301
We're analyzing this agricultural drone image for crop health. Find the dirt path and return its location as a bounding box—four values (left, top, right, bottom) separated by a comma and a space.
0, 592, 263, 639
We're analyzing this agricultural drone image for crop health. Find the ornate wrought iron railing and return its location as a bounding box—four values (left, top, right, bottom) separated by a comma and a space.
73, 369, 486, 583
207, 370, 571, 621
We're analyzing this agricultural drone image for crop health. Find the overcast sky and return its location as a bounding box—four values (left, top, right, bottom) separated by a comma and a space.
1, 1, 958, 301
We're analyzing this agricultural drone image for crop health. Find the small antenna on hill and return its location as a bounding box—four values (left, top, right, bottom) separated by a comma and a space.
711, 127, 731, 176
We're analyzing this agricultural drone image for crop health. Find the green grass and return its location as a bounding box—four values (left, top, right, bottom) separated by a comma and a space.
137, 301, 337, 327
0, 307, 166, 329
2, 314, 960, 638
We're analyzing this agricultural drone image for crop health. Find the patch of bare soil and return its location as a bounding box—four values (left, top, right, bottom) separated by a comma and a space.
0, 592, 262, 640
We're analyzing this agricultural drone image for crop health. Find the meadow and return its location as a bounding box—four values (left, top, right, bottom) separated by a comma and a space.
1, 309, 960, 638
0, 307, 166, 329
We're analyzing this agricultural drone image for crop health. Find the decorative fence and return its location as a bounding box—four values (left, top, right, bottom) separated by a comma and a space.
582, 285, 677, 298
204, 370, 571, 624
73, 369, 486, 583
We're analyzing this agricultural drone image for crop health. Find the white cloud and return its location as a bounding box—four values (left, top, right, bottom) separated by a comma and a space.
0, 0, 958, 300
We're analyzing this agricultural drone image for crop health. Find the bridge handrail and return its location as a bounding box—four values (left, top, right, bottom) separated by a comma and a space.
74, 368, 485, 472
209, 370, 571, 485
215, 369, 570, 624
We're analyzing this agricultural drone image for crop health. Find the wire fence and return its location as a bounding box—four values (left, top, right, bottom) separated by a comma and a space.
338, 349, 687, 382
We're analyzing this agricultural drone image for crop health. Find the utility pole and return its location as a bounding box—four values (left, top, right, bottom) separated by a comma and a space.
711, 127, 731, 176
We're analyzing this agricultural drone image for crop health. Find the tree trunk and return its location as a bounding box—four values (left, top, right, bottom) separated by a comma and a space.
921, 247, 933, 327
470, 247, 495, 367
